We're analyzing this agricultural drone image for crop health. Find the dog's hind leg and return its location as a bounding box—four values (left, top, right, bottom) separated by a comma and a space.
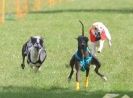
92, 56, 107, 81
95, 66, 107, 81
84, 67, 90, 88
68, 56, 75, 82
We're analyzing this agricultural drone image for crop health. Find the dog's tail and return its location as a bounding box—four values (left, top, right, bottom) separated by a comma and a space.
79, 20, 84, 36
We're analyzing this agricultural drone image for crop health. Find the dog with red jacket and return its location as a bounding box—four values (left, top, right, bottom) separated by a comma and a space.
89, 22, 112, 56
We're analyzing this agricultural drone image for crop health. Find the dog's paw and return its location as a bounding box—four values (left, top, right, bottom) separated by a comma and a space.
102, 76, 107, 81
84, 80, 89, 88
21, 64, 25, 69
97, 50, 101, 53
76, 82, 80, 91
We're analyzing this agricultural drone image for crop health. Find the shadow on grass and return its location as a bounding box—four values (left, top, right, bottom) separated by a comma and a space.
0, 86, 132, 98
4, 8, 133, 21
30, 8, 133, 14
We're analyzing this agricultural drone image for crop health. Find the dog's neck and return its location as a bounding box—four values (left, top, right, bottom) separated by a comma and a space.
77, 46, 89, 59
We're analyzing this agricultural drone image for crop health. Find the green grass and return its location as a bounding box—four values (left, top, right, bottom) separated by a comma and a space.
0, 0, 133, 98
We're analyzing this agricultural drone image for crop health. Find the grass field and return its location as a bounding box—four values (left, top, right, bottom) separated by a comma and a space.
0, 0, 133, 98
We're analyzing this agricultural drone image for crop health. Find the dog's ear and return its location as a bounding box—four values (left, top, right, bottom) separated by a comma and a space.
30, 36, 34, 40
30, 36, 36, 44
40, 38, 44, 46
85, 37, 89, 42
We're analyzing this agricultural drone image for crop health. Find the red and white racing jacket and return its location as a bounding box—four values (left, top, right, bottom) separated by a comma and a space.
89, 22, 111, 42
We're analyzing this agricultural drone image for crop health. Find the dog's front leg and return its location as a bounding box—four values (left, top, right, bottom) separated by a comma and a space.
21, 44, 27, 69
97, 40, 105, 53
21, 54, 26, 69
84, 67, 90, 88
75, 62, 80, 91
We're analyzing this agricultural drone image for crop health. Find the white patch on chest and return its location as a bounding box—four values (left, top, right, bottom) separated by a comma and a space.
29, 46, 39, 63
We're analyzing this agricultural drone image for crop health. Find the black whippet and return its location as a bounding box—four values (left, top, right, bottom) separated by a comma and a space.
68, 21, 107, 90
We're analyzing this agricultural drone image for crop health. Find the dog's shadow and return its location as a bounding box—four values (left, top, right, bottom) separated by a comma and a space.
0, 86, 132, 98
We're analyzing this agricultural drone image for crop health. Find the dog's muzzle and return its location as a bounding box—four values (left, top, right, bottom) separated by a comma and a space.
81, 42, 86, 47
34, 43, 42, 51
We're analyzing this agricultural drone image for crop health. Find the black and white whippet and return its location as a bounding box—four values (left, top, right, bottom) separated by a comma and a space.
21, 36, 47, 72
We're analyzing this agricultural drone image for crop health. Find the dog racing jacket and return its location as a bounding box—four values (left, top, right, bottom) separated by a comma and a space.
89, 22, 111, 42
89, 28, 107, 42
74, 48, 92, 72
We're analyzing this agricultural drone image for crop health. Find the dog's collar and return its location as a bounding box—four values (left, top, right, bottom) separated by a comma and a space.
75, 47, 90, 61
